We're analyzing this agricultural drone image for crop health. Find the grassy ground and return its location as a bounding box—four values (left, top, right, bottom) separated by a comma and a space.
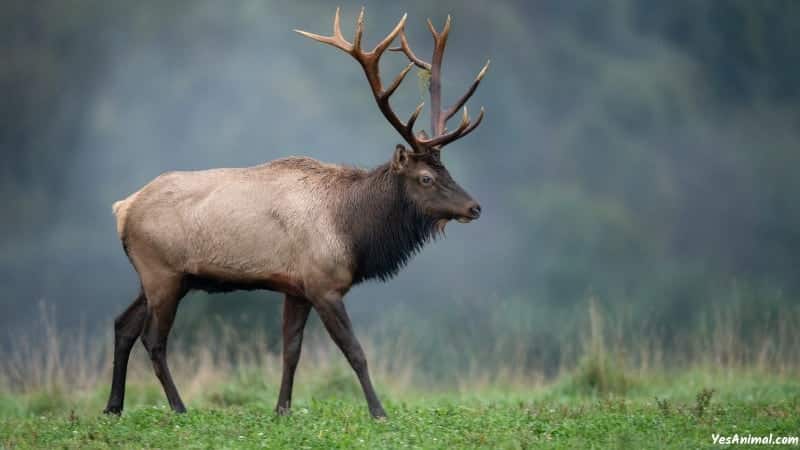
3, 304, 799, 448
2, 370, 799, 449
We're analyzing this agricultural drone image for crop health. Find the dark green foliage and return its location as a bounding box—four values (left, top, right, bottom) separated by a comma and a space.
565, 352, 635, 396
655, 397, 671, 416
693, 388, 714, 419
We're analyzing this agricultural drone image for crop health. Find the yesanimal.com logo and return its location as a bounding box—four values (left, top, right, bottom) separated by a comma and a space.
713, 433, 799, 445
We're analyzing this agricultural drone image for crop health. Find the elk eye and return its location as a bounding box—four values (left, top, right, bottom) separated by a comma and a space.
419, 175, 433, 186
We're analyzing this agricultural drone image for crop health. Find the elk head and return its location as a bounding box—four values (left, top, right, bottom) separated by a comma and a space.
295, 8, 488, 231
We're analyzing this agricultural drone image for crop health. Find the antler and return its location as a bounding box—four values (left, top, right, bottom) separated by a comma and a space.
392, 16, 490, 149
295, 8, 423, 153
295, 8, 488, 153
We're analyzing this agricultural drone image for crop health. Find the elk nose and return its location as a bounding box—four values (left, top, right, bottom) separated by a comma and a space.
467, 203, 482, 219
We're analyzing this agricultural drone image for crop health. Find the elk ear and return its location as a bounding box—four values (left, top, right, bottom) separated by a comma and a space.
391, 144, 411, 172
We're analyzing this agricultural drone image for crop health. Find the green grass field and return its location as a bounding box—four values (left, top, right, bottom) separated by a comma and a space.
2, 370, 799, 449
3, 304, 799, 449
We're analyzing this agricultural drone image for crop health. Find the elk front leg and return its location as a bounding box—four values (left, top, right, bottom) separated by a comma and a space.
276, 294, 312, 415
313, 293, 386, 419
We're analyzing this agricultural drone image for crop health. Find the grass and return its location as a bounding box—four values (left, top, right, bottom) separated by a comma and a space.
3, 302, 800, 448
2, 370, 800, 449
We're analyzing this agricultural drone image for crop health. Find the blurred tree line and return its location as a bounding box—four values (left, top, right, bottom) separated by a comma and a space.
1, 0, 798, 374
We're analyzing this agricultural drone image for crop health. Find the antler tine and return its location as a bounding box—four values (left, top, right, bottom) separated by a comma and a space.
458, 107, 485, 138
441, 15, 452, 39
405, 103, 427, 155
389, 30, 431, 70
442, 60, 490, 125
333, 7, 346, 43
407, 103, 425, 136
293, 7, 352, 52
422, 106, 485, 149
353, 7, 364, 53
427, 15, 451, 136
384, 63, 414, 99
423, 105, 470, 148
373, 13, 407, 56
425, 15, 452, 49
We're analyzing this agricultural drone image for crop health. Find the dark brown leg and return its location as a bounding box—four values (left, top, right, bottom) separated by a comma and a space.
140, 275, 187, 413
103, 291, 147, 415
275, 295, 312, 415
314, 296, 386, 419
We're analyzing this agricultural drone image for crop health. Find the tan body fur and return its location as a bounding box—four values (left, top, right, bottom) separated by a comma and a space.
115, 157, 355, 303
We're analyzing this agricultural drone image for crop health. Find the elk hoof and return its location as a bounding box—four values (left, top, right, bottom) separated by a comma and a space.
370, 408, 388, 420
276, 405, 292, 416
102, 406, 122, 416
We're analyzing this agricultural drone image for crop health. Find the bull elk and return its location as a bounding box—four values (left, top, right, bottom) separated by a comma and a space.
104, 8, 488, 419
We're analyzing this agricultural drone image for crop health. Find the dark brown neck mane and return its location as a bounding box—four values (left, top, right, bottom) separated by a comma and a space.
335, 163, 438, 283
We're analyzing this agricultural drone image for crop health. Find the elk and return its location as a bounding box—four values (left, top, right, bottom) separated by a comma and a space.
103, 8, 488, 419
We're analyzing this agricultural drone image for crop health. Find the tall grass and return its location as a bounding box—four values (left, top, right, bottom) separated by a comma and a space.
0, 302, 422, 407
1, 297, 799, 406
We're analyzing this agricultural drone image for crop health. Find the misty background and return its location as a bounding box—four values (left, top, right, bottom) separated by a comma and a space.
2, 0, 799, 377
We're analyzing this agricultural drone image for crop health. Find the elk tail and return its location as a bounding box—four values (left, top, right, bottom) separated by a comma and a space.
112, 200, 125, 216
111, 191, 139, 237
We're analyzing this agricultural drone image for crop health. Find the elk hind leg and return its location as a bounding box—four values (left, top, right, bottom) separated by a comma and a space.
104, 291, 147, 415
140, 272, 187, 413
